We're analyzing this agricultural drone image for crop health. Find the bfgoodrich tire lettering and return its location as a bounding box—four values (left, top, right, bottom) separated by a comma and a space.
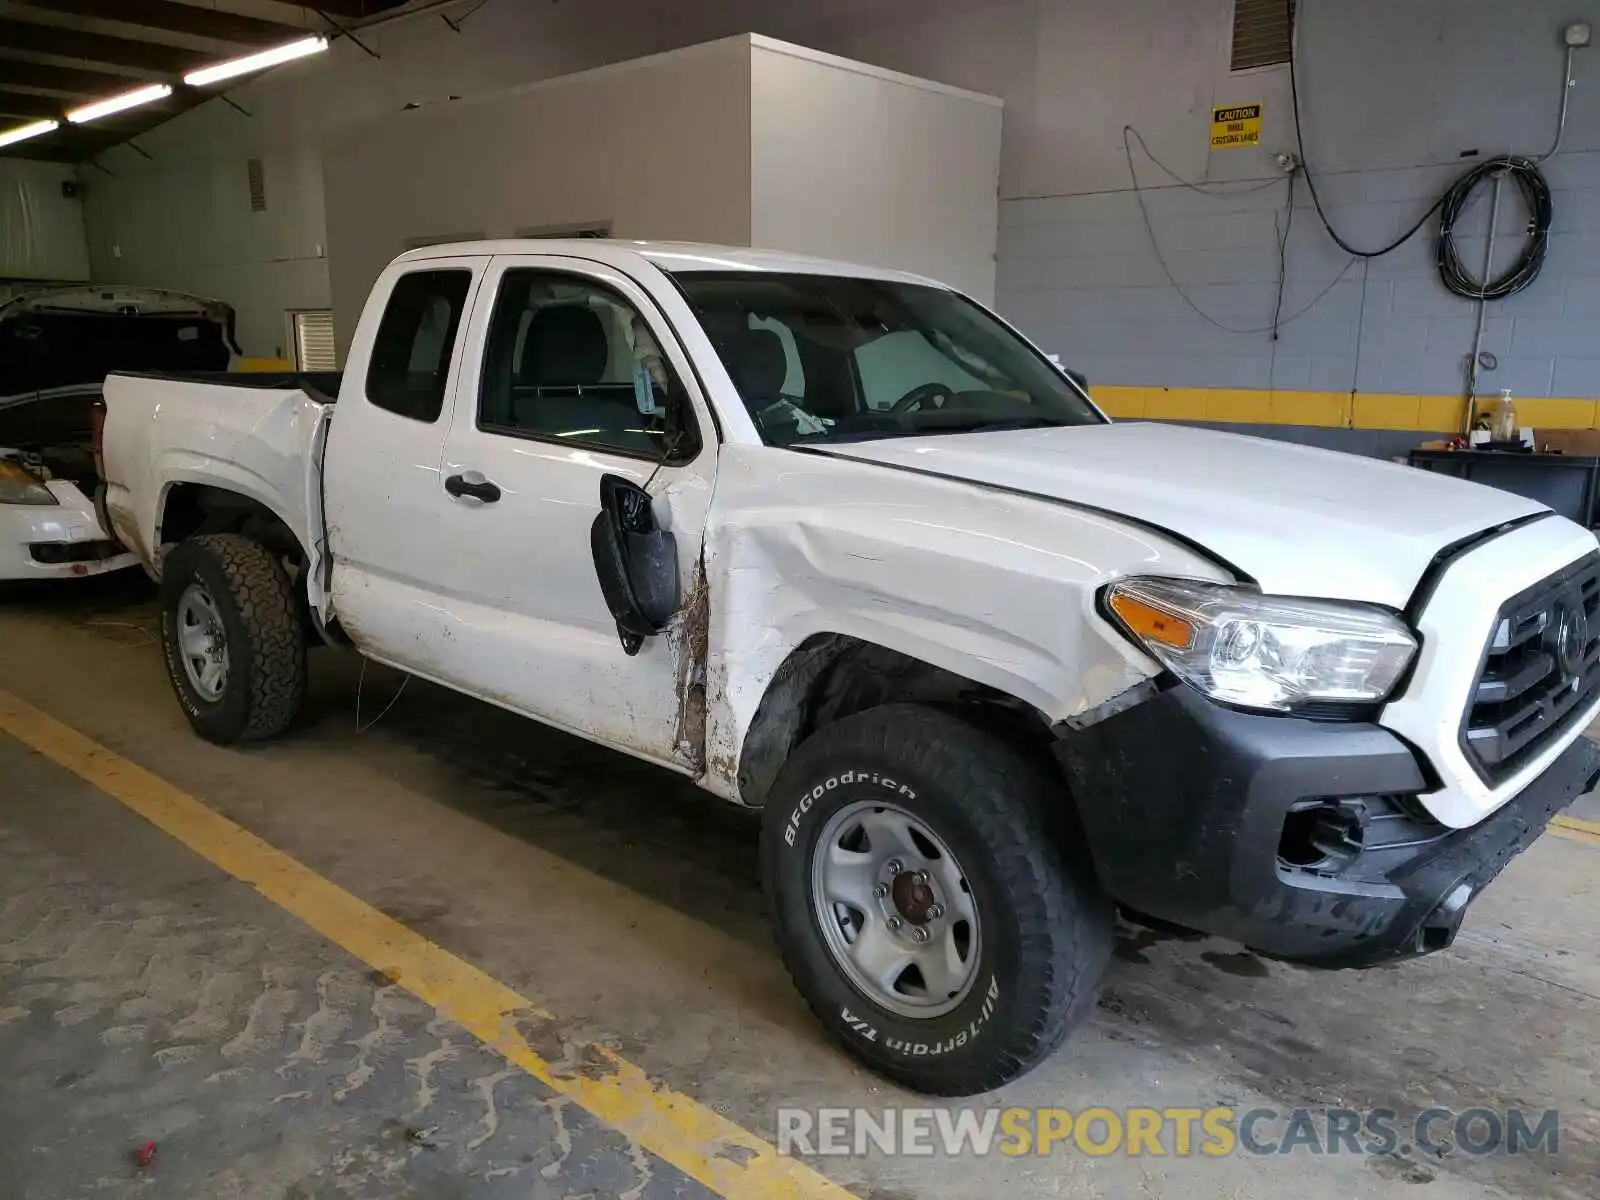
761, 703, 1114, 1096
160, 533, 307, 744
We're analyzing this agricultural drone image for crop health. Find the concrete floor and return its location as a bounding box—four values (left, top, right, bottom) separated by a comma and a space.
1, 574, 1598, 1200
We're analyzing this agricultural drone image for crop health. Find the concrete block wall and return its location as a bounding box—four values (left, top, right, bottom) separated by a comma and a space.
992, 0, 1600, 452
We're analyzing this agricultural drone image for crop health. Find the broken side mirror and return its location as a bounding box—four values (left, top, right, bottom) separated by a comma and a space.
590, 473, 680, 656
1067, 368, 1088, 391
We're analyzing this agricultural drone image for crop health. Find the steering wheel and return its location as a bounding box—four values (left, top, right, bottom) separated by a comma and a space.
889, 382, 955, 414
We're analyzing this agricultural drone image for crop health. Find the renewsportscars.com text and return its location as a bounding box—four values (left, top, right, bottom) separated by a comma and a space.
776, 1106, 1561, 1159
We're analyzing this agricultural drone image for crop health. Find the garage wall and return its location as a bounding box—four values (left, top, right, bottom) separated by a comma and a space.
986, 0, 1600, 449
78, 0, 665, 358
72, 0, 1600, 441
0, 160, 90, 286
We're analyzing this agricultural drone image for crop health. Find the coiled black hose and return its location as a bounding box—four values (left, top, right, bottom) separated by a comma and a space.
1435, 156, 1553, 301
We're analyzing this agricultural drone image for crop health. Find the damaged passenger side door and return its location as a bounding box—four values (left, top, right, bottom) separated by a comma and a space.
428, 254, 716, 771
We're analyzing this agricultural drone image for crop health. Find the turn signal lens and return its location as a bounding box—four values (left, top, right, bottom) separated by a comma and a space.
1108, 590, 1195, 649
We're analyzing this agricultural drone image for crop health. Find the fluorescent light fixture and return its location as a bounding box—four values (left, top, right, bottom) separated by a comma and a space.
67, 84, 173, 125
0, 119, 59, 149
184, 36, 329, 87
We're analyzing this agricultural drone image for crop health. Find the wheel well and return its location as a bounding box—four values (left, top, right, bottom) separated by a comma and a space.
159, 485, 306, 565
737, 635, 1062, 809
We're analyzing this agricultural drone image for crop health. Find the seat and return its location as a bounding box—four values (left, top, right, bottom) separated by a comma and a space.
509, 304, 650, 449
721, 327, 788, 400
518, 304, 609, 387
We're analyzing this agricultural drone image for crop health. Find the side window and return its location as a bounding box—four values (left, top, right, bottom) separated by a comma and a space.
365, 269, 472, 422
477, 270, 699, 460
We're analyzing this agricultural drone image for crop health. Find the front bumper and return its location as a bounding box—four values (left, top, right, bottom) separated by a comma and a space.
1057, 686, 1600, 967
1, 481, 137, 580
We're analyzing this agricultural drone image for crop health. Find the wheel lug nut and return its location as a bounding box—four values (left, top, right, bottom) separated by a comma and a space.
872, 883, 889, 899
927, 903, 944, 919
911, 926, 930, 943
886, 859, 903, 875
887, 916, 903, 931
914, 870, 930, 885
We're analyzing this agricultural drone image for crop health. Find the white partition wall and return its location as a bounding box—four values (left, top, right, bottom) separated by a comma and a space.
321, 37, 755, 354
749, 37, 1002, 305
322, 35, 1002, 347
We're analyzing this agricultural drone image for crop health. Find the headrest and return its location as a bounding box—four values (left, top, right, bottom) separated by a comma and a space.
724, 327, 788, 397
521, 305, 608, 386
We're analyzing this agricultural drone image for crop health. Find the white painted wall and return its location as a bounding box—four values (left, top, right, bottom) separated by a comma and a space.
78, 0, 666, 357
0, 160, 89, 284
749, 38, 1001, 303
322, 37, 754, 352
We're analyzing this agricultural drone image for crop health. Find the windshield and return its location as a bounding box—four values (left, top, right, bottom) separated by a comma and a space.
672, 272, 1102, 446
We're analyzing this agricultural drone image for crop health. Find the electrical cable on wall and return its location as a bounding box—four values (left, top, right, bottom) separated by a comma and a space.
1435, 157, 1552, 300
1123, 126, 1357, 339
1289, 17, 1558, 296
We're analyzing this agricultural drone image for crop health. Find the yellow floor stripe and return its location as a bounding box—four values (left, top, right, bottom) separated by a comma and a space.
0, 689, 851, 1200
1551, 814, 1600, 847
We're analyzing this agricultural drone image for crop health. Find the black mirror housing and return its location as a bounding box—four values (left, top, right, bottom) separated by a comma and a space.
589, 473, 680, 654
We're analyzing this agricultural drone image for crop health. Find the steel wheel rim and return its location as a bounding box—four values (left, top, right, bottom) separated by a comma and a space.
175, 583, 229, 703
809, 798, 982, 1020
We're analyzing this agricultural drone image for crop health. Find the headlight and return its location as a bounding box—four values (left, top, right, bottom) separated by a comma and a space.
0, 461, 56, 506
1104, 576, 1417, 713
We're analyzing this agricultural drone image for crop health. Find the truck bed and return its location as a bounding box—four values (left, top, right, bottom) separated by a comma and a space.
114, 370, 342, 405
100, 371, 336, 573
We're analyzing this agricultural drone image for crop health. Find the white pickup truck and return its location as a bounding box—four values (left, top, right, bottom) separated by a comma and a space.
101, 240, 1600, 1095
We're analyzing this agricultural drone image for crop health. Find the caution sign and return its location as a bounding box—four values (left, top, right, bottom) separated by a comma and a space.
1210, 103, 1262, 150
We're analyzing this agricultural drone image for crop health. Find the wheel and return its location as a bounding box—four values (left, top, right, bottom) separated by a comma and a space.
761, 703, 1114, 1096
159, 533, 307, 744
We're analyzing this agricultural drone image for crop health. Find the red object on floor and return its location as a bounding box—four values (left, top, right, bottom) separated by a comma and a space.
135, 1142, 157, 1169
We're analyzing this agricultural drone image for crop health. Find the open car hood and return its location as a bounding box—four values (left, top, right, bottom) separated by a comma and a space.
0, 286, 238, 400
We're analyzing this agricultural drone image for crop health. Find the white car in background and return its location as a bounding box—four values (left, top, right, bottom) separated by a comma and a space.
0, 286, 235, 581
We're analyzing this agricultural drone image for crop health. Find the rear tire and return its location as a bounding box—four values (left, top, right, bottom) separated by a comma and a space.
160, 533, 306, 744
761, 703, 1114, 1096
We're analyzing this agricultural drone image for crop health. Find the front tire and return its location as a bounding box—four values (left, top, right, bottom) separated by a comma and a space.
761, 703, 1114, 1096
160, 533, 306, 744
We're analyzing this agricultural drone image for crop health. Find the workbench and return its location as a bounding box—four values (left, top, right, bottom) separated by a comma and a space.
1407, 448, 1600, 528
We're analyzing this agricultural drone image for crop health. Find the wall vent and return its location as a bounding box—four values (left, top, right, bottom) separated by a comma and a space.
290, 310, 337, 371
246, 157, 266, 212
1230, 0, 1296, 71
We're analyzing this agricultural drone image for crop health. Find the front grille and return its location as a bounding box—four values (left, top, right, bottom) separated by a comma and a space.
1461, 551, 1600, 781
29, 540, 121, 565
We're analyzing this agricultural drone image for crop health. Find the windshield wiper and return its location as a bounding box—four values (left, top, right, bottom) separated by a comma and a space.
786, 415, 1069, 446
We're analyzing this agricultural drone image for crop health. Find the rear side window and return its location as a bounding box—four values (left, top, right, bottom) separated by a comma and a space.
365, 270, 471, 422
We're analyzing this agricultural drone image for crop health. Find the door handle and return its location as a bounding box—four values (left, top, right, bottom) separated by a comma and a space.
444, 473, 502, 503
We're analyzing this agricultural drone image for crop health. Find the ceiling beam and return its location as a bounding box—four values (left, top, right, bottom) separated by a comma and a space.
0, 88, 66, 118
0, 17, 206, 73
310, 1, 408, 20
12, 0, 305, 46
0, 58, 138, 95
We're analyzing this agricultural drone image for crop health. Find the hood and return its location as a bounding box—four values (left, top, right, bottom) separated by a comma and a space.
821, 421, 1547, 608
0, 286, 237, 400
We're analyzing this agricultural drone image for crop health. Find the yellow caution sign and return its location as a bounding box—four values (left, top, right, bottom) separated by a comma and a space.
1210, 104, 1262, 150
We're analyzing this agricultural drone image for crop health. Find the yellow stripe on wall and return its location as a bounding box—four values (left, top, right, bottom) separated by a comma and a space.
1093, 387, 1600, 433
